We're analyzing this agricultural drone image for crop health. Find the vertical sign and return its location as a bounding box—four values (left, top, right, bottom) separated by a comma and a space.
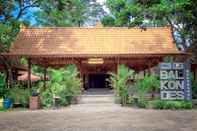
160, 62, 192, 100
184, 61, 192, 100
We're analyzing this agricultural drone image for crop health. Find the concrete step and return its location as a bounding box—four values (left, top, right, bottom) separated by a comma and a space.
79, 94, 115, 104
81, 94, 114, 97
72, 103, 120, 108
78, 88, 116, 104
82, 88, 114, 95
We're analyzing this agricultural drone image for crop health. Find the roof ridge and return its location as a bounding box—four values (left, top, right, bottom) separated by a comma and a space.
21, 26, 171, 30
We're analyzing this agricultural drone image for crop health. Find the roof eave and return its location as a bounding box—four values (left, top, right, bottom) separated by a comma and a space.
2, 52, 189, 58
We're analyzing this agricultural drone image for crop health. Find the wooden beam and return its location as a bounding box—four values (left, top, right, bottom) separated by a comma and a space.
43, 66, 47, 90
28, 58, 32, 89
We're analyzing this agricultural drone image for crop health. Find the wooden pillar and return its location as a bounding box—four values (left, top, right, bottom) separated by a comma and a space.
43, 67, 47, 90
5, 70, 9, 88
143, 70, 145, 77
117, 57, 120, 75
7, 68, 12, 88
28, 58, 32, 89
83, 74, 86, 90
148, 61, 151, 75
76, 62, 83, 90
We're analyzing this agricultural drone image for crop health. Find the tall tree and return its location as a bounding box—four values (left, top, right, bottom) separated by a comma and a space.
102, 0, 197, 53
0, 0, 39, 48
35, 0, 106, 27
0, 0, 39, 87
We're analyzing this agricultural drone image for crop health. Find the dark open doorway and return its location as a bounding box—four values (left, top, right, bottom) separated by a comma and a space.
87, 74, 110, 89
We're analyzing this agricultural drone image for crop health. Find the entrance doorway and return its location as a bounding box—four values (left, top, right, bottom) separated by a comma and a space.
86, 74, 110, 89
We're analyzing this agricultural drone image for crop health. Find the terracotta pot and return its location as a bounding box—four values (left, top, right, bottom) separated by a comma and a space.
29, 96, 39, 110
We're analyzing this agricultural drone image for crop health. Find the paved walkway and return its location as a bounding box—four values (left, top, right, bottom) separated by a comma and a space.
0, 88, 197, 131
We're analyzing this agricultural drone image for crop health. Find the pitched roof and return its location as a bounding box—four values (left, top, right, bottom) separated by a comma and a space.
9, 26, 183, 58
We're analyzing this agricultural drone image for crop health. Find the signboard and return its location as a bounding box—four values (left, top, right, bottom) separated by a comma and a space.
160, 62, 192, 100
87, 58, 104, 64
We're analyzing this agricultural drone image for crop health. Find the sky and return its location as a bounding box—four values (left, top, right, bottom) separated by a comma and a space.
24, 0, 108, 26
97, 0, 106, 4
97, 0, 109, 13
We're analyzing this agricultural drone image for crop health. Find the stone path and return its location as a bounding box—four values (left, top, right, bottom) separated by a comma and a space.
0, 88, 197, 131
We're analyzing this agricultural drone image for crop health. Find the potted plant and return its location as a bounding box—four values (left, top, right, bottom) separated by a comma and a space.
29, 90, 39, 110
3, 98, 12, 109
0, 73, 11, 109
3, 90, 12, 110
108, 65, 134, 105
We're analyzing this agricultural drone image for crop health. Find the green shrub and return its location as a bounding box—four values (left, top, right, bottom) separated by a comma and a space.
133, 74, 160, 100
137, 99, 148, 108
108, 64, 135, 106
0, 73, 8, 98
0, 107, 6, 112
127, 96, 134, 105
40, 65, 81, 108
150, 100, 165, 109
40, 88, 53, 108
32, 82, 44, 95
8, 84, 30, 107
150, 100, 192, 110
164, 101, 180, 109
179, 101, 193, 109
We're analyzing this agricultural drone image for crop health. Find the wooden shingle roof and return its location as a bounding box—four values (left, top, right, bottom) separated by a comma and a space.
9, 26, 183, 58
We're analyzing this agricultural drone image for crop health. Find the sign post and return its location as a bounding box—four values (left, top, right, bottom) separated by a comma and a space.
160, 62, 192, 100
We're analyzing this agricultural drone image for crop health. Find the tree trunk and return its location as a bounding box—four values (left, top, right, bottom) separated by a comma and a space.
28, 58, 32, 89
5, 68, 13, 88
0, 53, 13, 88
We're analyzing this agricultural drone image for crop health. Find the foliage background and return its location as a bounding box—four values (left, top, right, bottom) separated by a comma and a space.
40, 65, 81, 108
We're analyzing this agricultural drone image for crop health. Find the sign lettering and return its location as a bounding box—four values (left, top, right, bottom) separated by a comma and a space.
160, 62, 192, 100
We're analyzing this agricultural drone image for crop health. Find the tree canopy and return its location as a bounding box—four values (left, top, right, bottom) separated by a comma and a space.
35, 0, 106, 27
102, 0, 197, 61
0, 0, 39, 48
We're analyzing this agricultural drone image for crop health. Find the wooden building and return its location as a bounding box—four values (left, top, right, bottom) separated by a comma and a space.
5, 23, 187, 89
